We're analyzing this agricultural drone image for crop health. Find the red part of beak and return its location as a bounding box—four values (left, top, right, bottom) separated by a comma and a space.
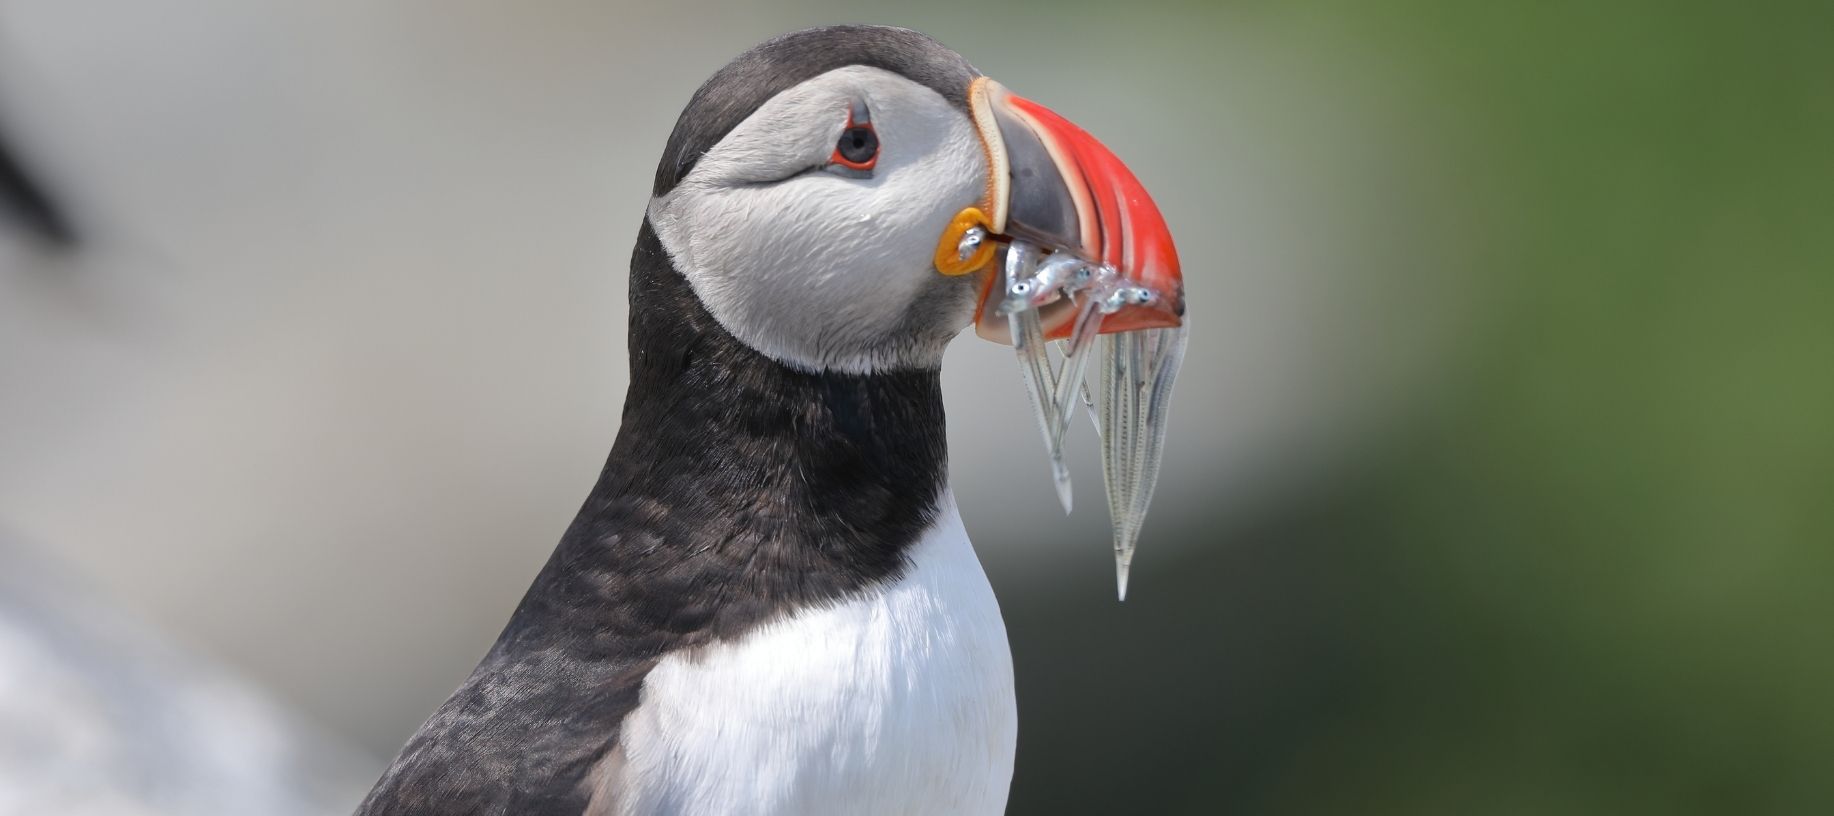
968, 79, 1184, 341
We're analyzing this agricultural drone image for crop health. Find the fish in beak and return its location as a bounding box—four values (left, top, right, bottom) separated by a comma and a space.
934, 77, 1189, 600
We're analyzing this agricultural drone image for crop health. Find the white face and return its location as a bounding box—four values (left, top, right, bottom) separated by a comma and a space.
649, 65, 988, 374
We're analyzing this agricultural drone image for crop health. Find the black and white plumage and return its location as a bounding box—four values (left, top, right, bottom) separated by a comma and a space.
358, 22, 1183, 815
359, 27, 1011, 816
359, 222, 1011, 815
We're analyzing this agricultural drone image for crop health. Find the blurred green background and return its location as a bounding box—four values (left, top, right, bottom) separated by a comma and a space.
1001, 2, 1834, 814
2, 1, 1829, 814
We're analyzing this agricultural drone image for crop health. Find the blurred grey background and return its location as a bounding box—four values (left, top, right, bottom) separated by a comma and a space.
2, 1, 1829, 814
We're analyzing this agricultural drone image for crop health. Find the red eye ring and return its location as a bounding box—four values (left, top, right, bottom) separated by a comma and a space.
829, 105, 878, 172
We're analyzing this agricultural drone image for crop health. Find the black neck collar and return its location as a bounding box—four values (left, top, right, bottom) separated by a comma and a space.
523, 220, 949, 645
359, 106, 965, 816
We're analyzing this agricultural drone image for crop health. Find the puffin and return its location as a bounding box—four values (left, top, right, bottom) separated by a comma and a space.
357, 24, 1181, 816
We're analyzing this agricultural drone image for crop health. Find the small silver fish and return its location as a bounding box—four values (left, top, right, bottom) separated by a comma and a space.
987, 239, 1186, 600
935, 76, 1188, 600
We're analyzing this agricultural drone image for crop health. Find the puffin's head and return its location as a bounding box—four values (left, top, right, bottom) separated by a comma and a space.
648, 25, 1182, 374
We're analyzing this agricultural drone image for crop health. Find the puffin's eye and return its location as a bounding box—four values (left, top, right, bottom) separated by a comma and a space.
833, 126, 878, 169
827, 102, 878, 177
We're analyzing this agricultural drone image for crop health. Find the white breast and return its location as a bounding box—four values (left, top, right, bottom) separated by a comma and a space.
603, 493, 1017, 816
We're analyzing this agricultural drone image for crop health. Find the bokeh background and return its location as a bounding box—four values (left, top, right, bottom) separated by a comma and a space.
2, 1, 1830, 814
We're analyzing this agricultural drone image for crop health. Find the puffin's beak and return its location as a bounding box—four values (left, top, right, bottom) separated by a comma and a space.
935, 77, 1184, 343
934, 77, 1190, 600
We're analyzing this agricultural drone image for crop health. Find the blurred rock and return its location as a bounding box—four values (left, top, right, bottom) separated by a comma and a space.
0, 538, 371, 815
